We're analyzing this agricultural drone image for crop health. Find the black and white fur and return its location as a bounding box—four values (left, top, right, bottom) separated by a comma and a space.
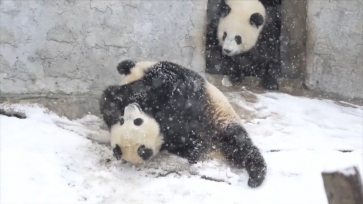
100, 60, 267, 188
218, 0, 266, 57
207, 0, 281, 90
110, 103, 164, 164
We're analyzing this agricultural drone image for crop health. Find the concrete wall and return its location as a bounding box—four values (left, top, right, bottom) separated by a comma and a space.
1, 0, 362, 118
280, 0, 306, 79
0, 0, 207, 95
305, 0, 363, 100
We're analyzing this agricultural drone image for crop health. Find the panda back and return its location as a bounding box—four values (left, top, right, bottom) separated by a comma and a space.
138, 62, 210, 139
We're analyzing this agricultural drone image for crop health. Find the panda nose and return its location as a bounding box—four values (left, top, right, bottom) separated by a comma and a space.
223, 49, 231, 54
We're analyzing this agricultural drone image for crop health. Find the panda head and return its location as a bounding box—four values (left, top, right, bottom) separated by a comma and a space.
111, 103, 164, 164
217, 0, 266, 56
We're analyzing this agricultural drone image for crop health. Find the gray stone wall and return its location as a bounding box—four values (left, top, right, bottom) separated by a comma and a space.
0, 0, 207, 95
305, 0, 363, 100
1, 0, 362, 102
280, 0, 306, 79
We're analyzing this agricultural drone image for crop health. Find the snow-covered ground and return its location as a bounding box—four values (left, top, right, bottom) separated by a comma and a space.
1, 91, 362, 204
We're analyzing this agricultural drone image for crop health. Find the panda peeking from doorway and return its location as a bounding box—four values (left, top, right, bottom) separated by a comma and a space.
207, 0, 282, 90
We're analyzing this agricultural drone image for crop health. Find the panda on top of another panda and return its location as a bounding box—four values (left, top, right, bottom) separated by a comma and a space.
210, 0, 281, 90
100, 60, 267, 188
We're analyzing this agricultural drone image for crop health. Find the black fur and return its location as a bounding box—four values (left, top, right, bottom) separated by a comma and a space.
137, 145, 154, 160
250, 13, 264, 28
205, 0, 281, 90
205, 0, 231, 49
219, 0, 231, 18
259, 0, 281, 7
117, 60, 135, 75
113, 144, 122, 160
219, 123, 266, 187
100, 60, 267, 188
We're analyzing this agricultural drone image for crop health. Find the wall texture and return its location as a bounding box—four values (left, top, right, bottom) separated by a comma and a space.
1, 0, 362, 102
0, 0, 207, 95
280, 0, 306, 79
305, 0, 363, 100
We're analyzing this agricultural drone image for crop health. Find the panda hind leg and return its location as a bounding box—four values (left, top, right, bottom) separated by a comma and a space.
219, 123, 267, 188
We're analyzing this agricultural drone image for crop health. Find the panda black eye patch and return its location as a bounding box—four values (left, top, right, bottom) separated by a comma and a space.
235, 35, 242, 45
134, 118, 143, 126
119, 118, 124, 125
223, 32, 227, 41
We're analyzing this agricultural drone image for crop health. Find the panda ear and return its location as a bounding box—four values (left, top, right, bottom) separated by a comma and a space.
117, 60, 135, 75
250, 13, 264, 28
219, 0, 231, 18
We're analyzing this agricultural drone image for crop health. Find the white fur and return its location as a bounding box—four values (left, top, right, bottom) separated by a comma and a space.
110, 103, 164, 164
121, 61, 157, 85
217, 0, 266, 56
205, 81, 240, 126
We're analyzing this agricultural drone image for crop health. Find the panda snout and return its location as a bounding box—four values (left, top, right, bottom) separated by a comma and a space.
137, 145, 154, 160
113, 144, 122, 160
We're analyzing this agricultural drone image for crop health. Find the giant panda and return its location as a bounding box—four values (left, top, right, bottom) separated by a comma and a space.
100, 60, 267, 188
207, 0, 281, 90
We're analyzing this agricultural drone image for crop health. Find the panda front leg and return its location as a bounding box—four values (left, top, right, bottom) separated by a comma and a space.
220, 55, 244, 83
219, 123, 267, 188
228, 64, 245, 84
169, 137, 208, 164
100, 82, 149, 129
262, 63, 279, 90
185, 138, 208, 164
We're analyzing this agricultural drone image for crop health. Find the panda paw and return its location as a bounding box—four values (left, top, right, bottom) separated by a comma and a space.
245, 148, 267, 188
182, 151, 201, 165
113, 145, 122, 160
187, 158, 199, 165
117, 60, 135, 75
248, 175, 265, 188
262, 75, 279, 90
229, 74, 244, 84
246, 159, 267, 188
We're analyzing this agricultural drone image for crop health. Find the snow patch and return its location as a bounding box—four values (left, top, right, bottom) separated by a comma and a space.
339, 167, 358, 176
1, 91, 362, 204
221, 76, 232, 87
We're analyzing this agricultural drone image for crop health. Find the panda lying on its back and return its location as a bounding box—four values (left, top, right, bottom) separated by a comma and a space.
100, 60, 267, 188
